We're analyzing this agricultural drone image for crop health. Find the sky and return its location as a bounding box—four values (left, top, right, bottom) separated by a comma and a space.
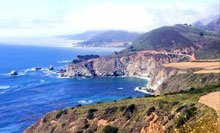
0, 0, 219, 38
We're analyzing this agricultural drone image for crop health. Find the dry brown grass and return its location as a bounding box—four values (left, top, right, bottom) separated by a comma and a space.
194, 69, 220, 74
162, 62, 220, 74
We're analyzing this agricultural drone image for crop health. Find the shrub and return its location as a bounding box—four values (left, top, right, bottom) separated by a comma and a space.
144, 95, 155, 98
88, 109, 98, 114
96, 101, 103, 104
87, 108, 98, 120
147, 106, 156, 116
42, 117, 47, 123
126, 104, 135, 113
103, 125, 119, 133
176, 105, 186, 112
119, 106, 127, 112
56, 109, 67, 119
87, 113, 94, 120
185, 107, 197, 119
176, 115, 186, 127
76, 104, 82, 107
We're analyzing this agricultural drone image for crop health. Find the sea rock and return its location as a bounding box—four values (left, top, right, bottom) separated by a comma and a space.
35, 67, 42, 71
49, 65, 54, 70
10, 70, 18, 76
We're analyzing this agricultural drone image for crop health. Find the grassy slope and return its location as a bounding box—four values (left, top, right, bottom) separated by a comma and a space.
131, 26, 195, 51
25, 81, 220, 133
155, 73, 219, 95
195, 40, 220, 59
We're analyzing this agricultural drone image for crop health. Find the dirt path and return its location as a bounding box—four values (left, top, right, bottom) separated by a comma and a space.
199, 91, 220, 116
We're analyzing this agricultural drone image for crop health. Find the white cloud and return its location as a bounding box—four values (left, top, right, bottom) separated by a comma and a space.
63, 3, 218, 33
0, 2, 218, 37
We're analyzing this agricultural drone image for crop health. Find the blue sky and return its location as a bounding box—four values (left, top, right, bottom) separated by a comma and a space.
0, 0, 218, 37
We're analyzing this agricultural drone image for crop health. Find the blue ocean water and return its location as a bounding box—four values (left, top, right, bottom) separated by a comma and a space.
0, 45, 148, 133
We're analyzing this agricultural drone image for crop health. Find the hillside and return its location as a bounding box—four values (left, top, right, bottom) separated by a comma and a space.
80, 30, 141, 47
117, 24, 219, 59
195, 40, 220, 59
24, 81, 220, 133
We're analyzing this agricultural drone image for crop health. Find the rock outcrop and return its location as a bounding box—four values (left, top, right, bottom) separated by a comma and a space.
10, 70, 18, 76
49, 65, 54, 70
61, 50, 191, 90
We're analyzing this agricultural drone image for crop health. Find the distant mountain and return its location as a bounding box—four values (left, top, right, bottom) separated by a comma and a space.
193, 15, 220, 34
58, 30, 106, 40
117, 24, 219, 59
80, 30, 141, 47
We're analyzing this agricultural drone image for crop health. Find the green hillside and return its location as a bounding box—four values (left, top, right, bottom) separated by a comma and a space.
195, 40, 220, 59
116, 24, 219, 59
131, 26, 195, 51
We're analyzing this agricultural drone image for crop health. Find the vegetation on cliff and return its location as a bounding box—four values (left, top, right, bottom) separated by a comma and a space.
155, 73, 219, 95
24, 80, 220, 133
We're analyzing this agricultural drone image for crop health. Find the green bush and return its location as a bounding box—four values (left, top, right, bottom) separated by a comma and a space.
176, 105, 186, 112
185, 107, 197, 119
56, 109, 67, 119
103, 125, 119, 133
88, 108, 98, 114
87, 108, 98, 120
176, 115, 186, 127
119, 106, 127, 112
126, 104, 135, 112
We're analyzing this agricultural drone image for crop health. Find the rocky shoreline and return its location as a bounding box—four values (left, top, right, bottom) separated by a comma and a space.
59, 50, 191, 93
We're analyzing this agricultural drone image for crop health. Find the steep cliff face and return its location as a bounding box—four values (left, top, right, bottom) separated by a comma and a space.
62, 50, 191, 90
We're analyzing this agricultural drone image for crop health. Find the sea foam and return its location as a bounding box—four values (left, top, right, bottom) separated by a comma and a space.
78, 100, 93, 104
58, 60, 71, 63
0, 86, 10, 90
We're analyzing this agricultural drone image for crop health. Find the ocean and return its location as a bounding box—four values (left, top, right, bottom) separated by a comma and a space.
0, 45, 148, 133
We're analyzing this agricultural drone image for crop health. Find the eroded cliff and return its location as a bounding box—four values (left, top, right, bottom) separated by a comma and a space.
61, 50, 191, 90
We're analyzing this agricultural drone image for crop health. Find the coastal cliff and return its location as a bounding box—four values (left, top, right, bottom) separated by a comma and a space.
61, 24, 219, 91
62, 50, 191, 90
